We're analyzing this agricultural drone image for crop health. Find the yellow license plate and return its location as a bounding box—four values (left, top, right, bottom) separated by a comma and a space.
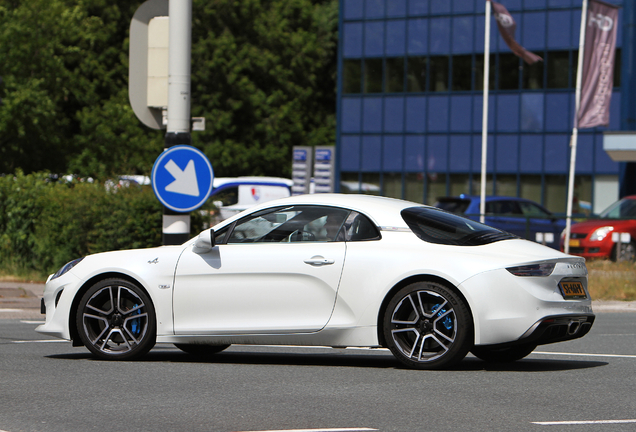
559, 281, 586, 300
569, 239, 580, 247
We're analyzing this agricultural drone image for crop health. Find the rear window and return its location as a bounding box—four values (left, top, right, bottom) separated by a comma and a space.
401, 206, 517, 246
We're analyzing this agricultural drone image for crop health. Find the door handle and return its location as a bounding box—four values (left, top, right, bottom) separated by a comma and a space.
304, 256, 335, 266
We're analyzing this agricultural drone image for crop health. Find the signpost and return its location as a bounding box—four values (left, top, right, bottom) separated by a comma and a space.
151, 145, 214, 213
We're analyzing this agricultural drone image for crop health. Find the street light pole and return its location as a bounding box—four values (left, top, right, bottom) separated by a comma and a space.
163, 0, 192, 245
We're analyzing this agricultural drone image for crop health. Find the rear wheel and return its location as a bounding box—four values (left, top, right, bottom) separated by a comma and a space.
76, 278, 156, 360
174, 344, 230, 356
383, 281, 473, 370
471, 343, 537, 363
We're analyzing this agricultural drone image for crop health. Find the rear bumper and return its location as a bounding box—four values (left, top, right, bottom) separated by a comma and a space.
476, 314, 595, 349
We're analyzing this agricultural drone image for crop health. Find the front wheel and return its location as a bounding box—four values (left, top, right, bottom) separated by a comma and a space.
76, 278, 156, 360
383, 281, 473, 370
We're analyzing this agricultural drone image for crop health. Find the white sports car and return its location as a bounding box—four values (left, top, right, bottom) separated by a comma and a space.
37, 194, 594, 369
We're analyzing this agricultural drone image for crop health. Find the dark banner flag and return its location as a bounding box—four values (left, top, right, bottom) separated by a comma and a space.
490, 0, 542, 64
577, 0, 619, 129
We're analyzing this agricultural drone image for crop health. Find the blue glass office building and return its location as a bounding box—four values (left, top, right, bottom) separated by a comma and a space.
335, 0, 631, 215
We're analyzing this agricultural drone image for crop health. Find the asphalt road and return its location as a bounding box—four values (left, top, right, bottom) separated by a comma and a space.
1, 312, 636, 432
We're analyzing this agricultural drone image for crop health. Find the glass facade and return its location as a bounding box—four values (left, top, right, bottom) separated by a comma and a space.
336, 0, 624, 214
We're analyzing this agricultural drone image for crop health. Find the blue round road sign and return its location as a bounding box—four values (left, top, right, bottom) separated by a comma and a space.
151, 145, 214, 213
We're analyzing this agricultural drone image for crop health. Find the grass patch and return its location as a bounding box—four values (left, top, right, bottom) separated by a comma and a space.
587, 259, 636, 301
0, 266, 48, 284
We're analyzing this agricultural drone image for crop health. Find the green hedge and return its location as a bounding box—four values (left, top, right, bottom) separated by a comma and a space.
0, 171, 204, 278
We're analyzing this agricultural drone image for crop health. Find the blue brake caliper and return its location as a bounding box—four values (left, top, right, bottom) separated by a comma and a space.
130, 304, 141, 337
432, 304, 453, 330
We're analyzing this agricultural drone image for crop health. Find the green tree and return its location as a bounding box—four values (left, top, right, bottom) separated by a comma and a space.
0, 0, 338, 179
191, 0, 338, 177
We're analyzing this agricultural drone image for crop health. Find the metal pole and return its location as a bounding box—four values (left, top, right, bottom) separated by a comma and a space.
480, 0, 492, 224
163, 0, 193, 245
565, 0, 588, 254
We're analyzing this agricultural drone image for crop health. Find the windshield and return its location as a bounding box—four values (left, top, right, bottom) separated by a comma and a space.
401, 207, 517, 246
599, 198, 636, 219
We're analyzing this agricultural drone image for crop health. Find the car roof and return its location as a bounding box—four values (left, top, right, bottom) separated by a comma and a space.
220, 193, 425, 228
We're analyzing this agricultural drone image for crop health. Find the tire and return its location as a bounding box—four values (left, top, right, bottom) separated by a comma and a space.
76, 278, 156, 360
174, 344, 230, 356
383, 281, 473, 370
471, 343, 537, 363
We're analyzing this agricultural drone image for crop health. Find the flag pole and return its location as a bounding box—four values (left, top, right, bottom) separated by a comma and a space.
565, 0, 589, 254
480, 0, 492, 224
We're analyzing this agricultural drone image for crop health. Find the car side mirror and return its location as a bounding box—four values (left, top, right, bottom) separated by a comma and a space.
193, 229, 216, 253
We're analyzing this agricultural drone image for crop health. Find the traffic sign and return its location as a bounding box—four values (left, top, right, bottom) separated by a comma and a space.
151, 145, 214, 212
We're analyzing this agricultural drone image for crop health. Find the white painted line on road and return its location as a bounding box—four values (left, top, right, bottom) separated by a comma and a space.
533, 419, 636, 425
235, 429, 377, 432
20, 320, 44, 324
12, 339, 67, 343
533, 351, 636, 359
0, 309, 26, 313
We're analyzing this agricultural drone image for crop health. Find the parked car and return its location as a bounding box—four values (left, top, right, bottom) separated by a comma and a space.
37, 194, 593, 369
435, 195, 566, 249
562, 195, 636, 261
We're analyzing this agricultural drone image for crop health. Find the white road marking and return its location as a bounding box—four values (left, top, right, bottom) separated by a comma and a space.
234, 429, 377, 432
12, 340, 67, 344
533, 351, 636, 359
20, 320, 44, 324
533, 419, 636, 425
0, 309, 26, 313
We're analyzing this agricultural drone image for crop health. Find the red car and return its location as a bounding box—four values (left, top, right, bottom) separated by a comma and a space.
563, 195, 636, 261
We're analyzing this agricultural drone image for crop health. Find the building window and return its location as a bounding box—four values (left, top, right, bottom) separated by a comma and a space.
386, 57, 405, 93
341, 172, 360, 193
429, 56, 449, 92
545, 174, 567, 213
547, 51, 570, 89
343, 59, 362, 94
474, 54, 495, 91
449, 174, 471, 196
498, 54, 520, 90
364, 58, 383, 93
405, 173, 424, 203
495, 174, 517, 196
407, 56, 427, 92
427, 173, 447, 205
362, 173, 381, 195
520, 175, 542, 205
383, 173, 403, 198
522, 59, 544, 90
451, 55, 472, 91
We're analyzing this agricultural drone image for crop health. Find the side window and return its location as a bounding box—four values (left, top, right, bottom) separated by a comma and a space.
226, 206, 351, 243
519, 202, 551, 218
486, 201, 521, 215
343, 212, 381, 241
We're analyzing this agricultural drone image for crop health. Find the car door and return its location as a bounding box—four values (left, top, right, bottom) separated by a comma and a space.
172, 205, 349, 335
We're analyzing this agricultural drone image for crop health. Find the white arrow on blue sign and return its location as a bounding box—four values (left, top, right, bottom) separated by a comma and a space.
151, 145, 214, 213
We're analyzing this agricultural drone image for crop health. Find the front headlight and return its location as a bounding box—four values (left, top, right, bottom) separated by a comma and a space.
507, 263, 556, 277
590, 226, 614, 242
51, 257, 84, 280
